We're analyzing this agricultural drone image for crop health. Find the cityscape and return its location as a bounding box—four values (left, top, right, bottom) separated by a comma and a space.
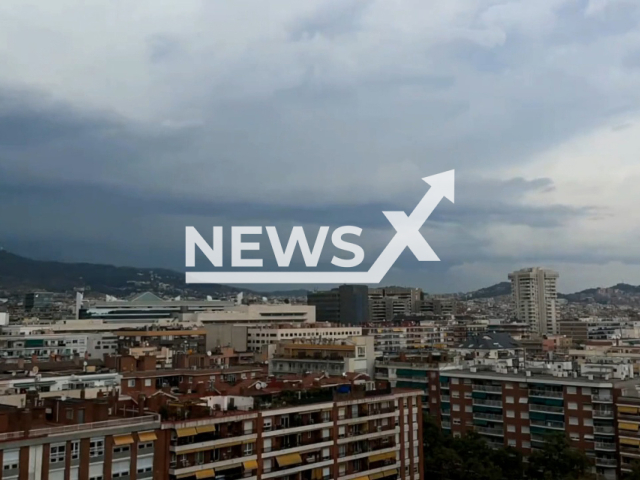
1, 255, 640, 479
2, 1, 640, 480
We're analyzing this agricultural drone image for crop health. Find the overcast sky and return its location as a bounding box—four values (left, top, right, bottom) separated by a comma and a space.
1, 0, 640, 293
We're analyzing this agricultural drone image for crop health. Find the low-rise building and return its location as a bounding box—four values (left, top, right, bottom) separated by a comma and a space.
269, 337, 375, 377
0, 333, 117, 362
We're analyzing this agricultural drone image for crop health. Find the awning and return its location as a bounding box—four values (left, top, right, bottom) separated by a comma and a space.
243, 460, 258, 470
196, 424, 217, 434
620, 406, 639, 414
383, 469, 398, 477
352, 477, 369, 480
113, 434, 134, 446
276, 453, 303, 467
369, 451, 396, 463
195, 469, 215, 479
176, 474, 193, 479
176, 427, 197, 437
218, 441, 242, 448
619, 422, 639, 431
370, 473, 385, 480
621, 437, 640, 446
138, 431, 157, 442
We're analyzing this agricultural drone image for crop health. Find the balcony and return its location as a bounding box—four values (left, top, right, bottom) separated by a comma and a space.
593, 426, 615, 435
621, 447, 640, 457
473, 412, 503, 423
441, 421, 451, 429
530, 420, 565, 430
594, 442, 616, 452
595, 458, 617, 467
592, 395, 613, 403
529, 404, 564, 414
593, 409, 614, 419
472, 399, 502, 408
441, 395, 450, 402
529, 389, 563, 399
476, 427, 504, 437
472, 385, 502, 394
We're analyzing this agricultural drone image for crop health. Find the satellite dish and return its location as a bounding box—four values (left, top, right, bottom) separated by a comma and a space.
207, 351, 212, 356
255, 383, 262, 390
83, 361, 88, 366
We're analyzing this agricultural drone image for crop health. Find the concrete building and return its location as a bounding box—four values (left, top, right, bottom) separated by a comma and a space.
114, 328, 207, 355
376, 357, 640, 480
0, 333, 117, 362
24, 291, 56, 312
362, 323, 447, 356
508, 267, 559, 335
185, 304, 316, 325
155, 382, 422, 480
307, 285, 370, 324
0, 395, 160, 480
417, 297, 455, 316
269, 336, 376, 377
559, 318, 626, 344
369, 288, 422, 322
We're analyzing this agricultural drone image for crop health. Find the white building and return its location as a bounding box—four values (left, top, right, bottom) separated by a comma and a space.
186, 304, 316, 325
509, 267, 559, 335
246, 323, 361, 352
0, 333, 117, 361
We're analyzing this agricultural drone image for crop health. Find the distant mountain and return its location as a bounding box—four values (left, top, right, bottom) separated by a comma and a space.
559, 283, 640, 305
463, 282, 511, 299
0, 249, 247, 297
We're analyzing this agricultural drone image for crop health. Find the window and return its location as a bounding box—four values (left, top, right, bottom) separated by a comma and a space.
243, 420, 253, 434
322, 447, 331, 460
505, 383, 513, 389
128, 379, 135, 387
506, 410, 515, 418
567, 386, 576, 394
66, 408, 74, 420
113, 446, 130, 454
465, 405, 472, 413
112, 460, 129, 478
322, 428, 331, 439
584, 418, 593, 426
244, 443, 254, 456
50, 443, 66, 464
569, 417, 579, 425
584, 404, 592, 411
71, 441, 80, 460
521, 412, 529, 419
522, 426, 530, 434
338, 426, 345, 438
508, 439, 516, 447
453, 418, 461, 425
568, 402, 577, 410
452, 391, 459, 398
263, 417, 272, 431
70, 468, 79, 480
507, 425, 515, 432
137, 456, 153, 474
144, 379, 152, 387
522, 441, 531, 448
506, 396, 514, 404
90, 438, 105, 457
453, 404, 460, 412
519, 397, 527, 404
569, 432, 580, 440
339, 445, 346, 458
138, 442, 153, 451
582, 387, 591, 395
452, 378, 459, 384
2, 449, 19, 470
431, 385, 436, 391
464, 392, 472, 399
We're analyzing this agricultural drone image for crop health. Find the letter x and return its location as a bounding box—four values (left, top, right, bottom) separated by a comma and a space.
383, 211, 439, 261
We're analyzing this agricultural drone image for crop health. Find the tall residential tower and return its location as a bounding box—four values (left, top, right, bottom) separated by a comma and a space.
508, 267, 559, 334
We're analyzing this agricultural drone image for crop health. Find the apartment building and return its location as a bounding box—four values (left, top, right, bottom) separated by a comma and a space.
114, 328, 207, 355
362, 323, 447, 356
616, 390, 640, 475
156, 384, 422, 480
188, 304, 316, 325
368, 288, 422, 322
509, 267, 559, 335
0, 394, 160, 480
0, 333, 117, 362
417, 297, 455, 316
559, 318, 626, 344
269, 337, 376, 377
307, 285, 370, 325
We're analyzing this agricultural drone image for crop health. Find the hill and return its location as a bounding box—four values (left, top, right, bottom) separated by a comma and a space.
463, 281, 511, 299
0, 249, 246, 297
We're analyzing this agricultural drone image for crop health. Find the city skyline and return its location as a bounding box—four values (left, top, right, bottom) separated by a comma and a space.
1, 1, 640, 292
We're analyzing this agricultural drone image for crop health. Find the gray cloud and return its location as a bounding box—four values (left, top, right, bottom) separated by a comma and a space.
1, 0, 640, 292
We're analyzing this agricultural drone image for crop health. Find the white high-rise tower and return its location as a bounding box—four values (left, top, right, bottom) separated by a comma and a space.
508, 267, 559, 335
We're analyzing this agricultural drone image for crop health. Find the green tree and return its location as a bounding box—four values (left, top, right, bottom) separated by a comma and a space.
527, 433, 594, 480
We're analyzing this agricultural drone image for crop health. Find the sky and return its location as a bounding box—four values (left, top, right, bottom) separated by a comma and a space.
1, 0, 640, 293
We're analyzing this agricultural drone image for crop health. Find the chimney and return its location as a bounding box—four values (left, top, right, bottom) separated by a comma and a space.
137, 394, 146, 416
17, 357, 25, 369
80, 388, 86, 400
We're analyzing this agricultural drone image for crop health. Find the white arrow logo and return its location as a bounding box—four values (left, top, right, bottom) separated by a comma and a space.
186, 170, 454, 284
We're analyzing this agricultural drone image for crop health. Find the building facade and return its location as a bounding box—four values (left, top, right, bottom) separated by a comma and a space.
509, 267, 559, 335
